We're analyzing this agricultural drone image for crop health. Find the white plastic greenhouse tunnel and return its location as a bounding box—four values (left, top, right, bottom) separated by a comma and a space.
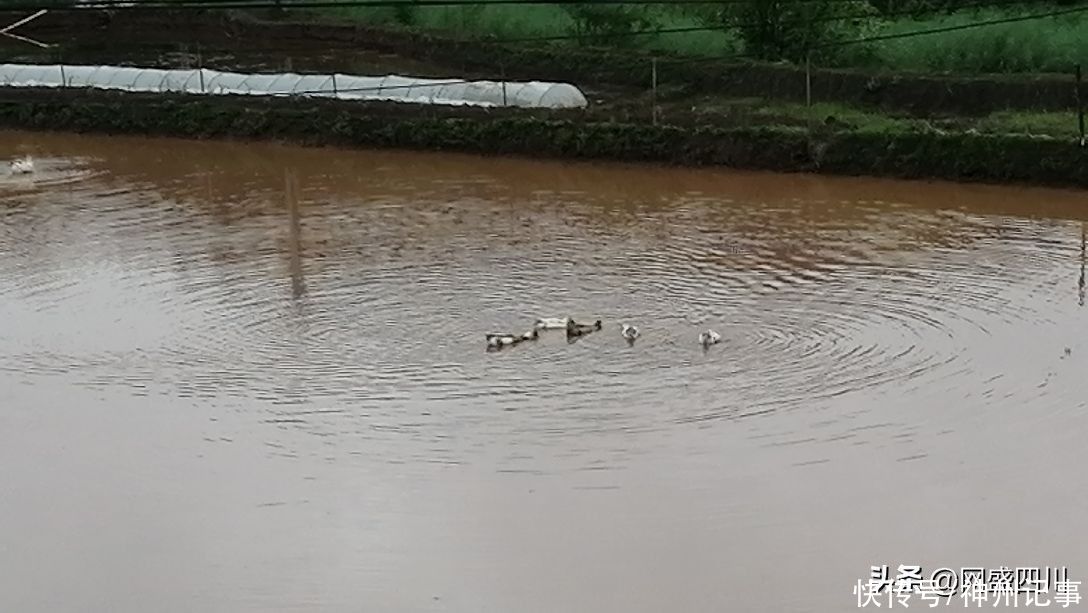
0, 63, 590, 110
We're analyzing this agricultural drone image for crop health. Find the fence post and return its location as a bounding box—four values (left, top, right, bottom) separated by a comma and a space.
1077, 64, 1085, 146
197, 45, 205, 94
651, 57, 658, 126
805, 53, 812, 108
501, 64, 508, 107
55, 46, 65, 87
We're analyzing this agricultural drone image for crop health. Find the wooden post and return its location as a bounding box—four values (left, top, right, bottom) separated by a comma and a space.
54, 46, 61, 87
197, 46, 205, 93
501, 64, 508, 107
1076, 64, 1085, 146
651, 57, 658, 126
805, 53, 812, 108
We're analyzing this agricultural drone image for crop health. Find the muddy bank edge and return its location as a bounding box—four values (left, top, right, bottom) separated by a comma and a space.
0, 89, 1086, 188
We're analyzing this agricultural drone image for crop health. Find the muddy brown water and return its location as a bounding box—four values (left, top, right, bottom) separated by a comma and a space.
1, 130, 1087, 613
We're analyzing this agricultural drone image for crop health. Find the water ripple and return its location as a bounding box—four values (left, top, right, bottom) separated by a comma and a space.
1, 135, 1085, 458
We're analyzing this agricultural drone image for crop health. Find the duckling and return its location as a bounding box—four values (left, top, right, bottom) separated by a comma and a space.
566, 317, 603, 337
9, 155, 33, 175
486, 333, 519, 348
699, 329, 722, 348
620, 324, 640, 344
485, 328, 538, 349
534, 317, 570, 330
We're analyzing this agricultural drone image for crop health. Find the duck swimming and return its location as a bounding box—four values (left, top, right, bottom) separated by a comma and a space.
486, 328, 539, 349
9, 155, 33, 175
620, 324, 640, 344
698, 329, 722, 347
486, 335, 516, 348
534, 317, 570, 330
566, 317, 603, 337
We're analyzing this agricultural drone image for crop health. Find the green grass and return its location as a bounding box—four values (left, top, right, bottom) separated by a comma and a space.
633, 12, 740, 57
686, 97, 1084, 139
405, 5, 571, 39
754, 101, 914, 133
863, 7, 1088, 73
318, 3, 740, 56
973, 110, 1084, 137
315, 2, 1085, 74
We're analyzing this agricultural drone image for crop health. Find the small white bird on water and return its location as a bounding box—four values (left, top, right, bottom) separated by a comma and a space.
621, 324, 640, 342
699, 329, 722, 347
9, 155, 33, 175
534, 317, 570, 330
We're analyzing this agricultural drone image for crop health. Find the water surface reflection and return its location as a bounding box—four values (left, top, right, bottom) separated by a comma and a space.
1, 131, 1086, 613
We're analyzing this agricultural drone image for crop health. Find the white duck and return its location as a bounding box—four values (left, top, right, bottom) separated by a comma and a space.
9, 155, 34, 175
621, 324, 640, 342
534, 317, 570, 330
699, 329, 722, 348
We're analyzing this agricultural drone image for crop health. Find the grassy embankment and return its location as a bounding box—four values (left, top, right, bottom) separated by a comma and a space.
297, 2, 1088, 141
313, 3, 1088, 74
872, 8, 1088, 73
1, 88, 1084, 187
680, 99, 1085, 139
0, 6, 1083, 185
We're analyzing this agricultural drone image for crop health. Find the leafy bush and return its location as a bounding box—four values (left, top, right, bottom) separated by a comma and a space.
391, 3, 417, 26
699, 0, 880, 63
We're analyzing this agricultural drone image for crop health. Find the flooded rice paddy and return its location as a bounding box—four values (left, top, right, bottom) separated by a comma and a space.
1, 130, 1086, 613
